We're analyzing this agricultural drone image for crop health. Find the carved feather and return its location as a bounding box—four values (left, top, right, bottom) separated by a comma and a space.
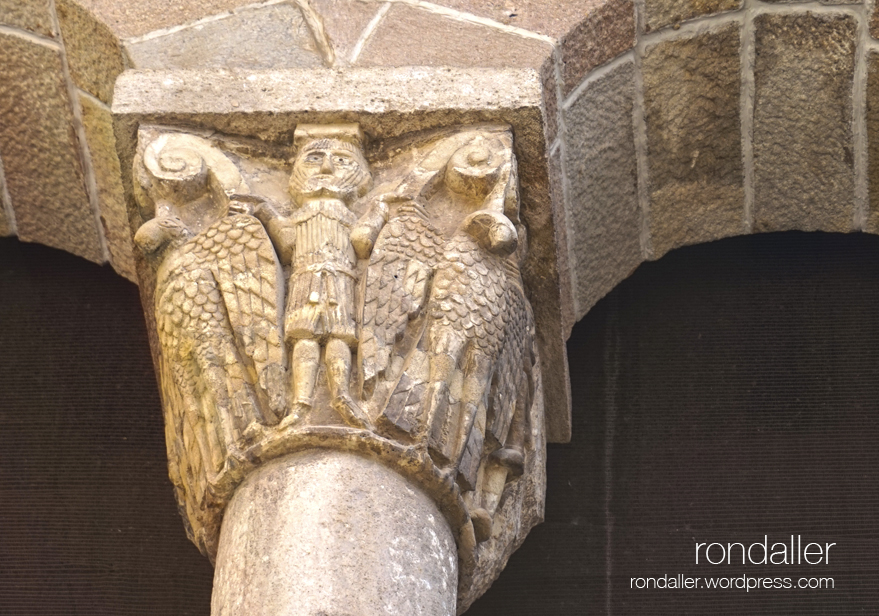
487, 265, 535, 447
359, 207, 445, 392
153, 213, 285, 557
191, 215, 286, 418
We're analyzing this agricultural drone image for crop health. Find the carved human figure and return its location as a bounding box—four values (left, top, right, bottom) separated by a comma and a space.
256, 125, 383, 429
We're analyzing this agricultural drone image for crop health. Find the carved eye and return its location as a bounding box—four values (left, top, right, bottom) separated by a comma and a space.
304, 153, 323, 164
333, 153, 356, 168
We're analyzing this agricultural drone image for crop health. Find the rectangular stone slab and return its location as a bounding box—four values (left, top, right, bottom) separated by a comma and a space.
113, 66, 573, 442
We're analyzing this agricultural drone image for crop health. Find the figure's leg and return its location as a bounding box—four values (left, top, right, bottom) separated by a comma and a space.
327, 337, 372, 429
283, 338, 320, 426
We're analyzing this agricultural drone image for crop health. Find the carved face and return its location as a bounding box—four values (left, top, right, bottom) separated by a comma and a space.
288, 139, 372, 205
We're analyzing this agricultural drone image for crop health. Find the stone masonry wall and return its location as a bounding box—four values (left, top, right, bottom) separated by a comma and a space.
3, 0, 876, 331
557, 0, 879, 320
0, 0, 607, 311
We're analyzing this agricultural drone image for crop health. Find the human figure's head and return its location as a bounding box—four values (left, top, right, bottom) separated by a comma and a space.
288, 125, 372, 206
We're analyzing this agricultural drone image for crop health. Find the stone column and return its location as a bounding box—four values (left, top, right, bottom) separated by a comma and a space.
128, 118, 547, 614
212, 449, 457, 616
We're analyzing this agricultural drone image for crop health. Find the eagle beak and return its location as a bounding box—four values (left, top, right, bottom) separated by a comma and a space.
134, 218, 170, 255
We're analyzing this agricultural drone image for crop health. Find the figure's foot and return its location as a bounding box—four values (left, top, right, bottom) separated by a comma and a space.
470, 507, 493, 543
492, 447, 525, 478
279, 400, 312, 429
333, 394, 373, 430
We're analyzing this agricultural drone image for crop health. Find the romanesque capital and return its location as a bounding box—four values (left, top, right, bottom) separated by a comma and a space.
133, 122, 546, 614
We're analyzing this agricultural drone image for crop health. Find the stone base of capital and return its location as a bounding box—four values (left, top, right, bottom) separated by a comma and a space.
211, 449, 458, 616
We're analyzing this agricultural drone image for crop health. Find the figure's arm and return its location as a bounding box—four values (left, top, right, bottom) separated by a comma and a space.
253, 200, 296, 264
351, 197, 389, 260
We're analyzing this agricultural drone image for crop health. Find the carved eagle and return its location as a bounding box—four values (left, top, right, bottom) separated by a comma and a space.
359, 202, 445, 395
360, 201, 534, 495
136, 213, 285, 552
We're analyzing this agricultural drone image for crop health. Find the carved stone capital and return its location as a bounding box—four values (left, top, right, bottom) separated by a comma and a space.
133, 121, 546, 614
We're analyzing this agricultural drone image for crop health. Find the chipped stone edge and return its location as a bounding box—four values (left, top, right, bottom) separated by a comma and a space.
0, 153, 16, 235
113, 67, 544, 115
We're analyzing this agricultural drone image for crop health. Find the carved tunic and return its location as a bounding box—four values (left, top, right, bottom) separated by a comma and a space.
284, 199, 358, 345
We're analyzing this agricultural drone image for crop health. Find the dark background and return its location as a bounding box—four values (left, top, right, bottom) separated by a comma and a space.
1, 231, 877, 614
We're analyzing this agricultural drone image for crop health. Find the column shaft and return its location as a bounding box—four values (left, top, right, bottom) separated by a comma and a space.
212, 449, 458, 616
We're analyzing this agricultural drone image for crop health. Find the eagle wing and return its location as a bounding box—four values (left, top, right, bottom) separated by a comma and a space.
487, 269, 536, 449
154, 214, 285, 558
359, 207, 445, 394
195, 214, 286, 422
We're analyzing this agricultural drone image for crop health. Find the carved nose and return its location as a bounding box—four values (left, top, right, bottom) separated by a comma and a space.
320, 155, 334, 174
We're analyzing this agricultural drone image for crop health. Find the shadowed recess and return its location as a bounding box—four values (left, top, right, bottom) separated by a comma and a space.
469, 231, 879, 615
3, 232, 879, 613
0, 238, 213, 615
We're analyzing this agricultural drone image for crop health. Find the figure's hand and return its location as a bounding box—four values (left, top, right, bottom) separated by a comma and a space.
228, 199, 254, 216
351, 197, 390, 259
251, 199, 280, 224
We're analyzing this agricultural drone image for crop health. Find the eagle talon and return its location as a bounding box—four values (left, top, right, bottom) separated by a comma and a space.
332, 394, 373, 431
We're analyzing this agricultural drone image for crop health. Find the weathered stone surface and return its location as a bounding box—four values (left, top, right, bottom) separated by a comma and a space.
0, 160, 13, 237
79, 93, 134, 280
644, 0, 741, 33
548, 145, 575, 334
866, 51, 879, 232
541, 55, 560, 145
213, 450, 458, 616
0, 33, 103, 262
563, 60, 642, 317
133, 122, 547, 613
427, 0, 602, 37
56, 0, 126, 104
768, 0, 857, 6
643, 24, 743, 258
113, 67, 571, 445
357, 3, 552, 69
112, 67, 544, 122
559, 0, 634, 96
0, 0, 56, 38
753, 13, 856, 232
309, 0, 381, 64
872, 4, 879, 40
125, 3, 324, 70
72, 0, 256, 38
